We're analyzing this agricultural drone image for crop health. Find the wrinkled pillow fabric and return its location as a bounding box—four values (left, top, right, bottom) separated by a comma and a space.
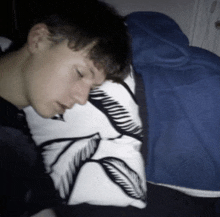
24, 70, 146, 209
0, 36, 12, 52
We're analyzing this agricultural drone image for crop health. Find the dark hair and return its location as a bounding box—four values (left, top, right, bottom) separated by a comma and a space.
14, 0, 131, 81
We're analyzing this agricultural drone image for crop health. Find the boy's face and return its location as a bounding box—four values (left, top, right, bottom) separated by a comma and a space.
23, 39, 106, 118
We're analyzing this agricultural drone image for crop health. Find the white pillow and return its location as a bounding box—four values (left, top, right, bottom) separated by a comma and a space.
0, 37, 12, 52
24, 70, 147, 209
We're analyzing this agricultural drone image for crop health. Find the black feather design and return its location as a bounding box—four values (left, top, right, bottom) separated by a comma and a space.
89, 89, 143, 141
39, 133, 101, 202
92, 157, 146, 202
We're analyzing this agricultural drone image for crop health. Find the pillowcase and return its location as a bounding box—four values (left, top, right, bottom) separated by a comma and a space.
0, 36, 12, 52
24, 69, 146, 209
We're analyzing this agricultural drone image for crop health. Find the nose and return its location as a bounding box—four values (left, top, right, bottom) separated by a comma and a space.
73, 82, 91, 105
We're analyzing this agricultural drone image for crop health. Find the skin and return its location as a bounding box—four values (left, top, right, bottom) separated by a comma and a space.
0, 24, 106, 216
0, 23, 106, 118
31, 209, 57, 217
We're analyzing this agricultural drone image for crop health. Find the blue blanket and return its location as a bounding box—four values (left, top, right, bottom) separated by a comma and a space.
126, 12, 220, 194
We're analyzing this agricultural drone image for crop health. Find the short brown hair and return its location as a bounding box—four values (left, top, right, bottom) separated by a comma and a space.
14, 0, 131, 81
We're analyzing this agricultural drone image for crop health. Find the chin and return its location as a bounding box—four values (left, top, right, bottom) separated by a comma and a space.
35, 109, 55, 119
32, 103, 58, 119
38, 113, 53, 119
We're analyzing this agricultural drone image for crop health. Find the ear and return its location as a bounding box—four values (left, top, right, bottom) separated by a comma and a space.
27, 23, 50, 53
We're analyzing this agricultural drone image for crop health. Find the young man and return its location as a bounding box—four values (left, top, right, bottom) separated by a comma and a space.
0, 0, 131, 216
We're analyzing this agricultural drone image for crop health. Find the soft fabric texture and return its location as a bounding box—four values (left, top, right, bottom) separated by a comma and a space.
145, 182, 220, 217
0, 97, 62, 216
0, 37, 12, 52
24, 71, 147, 209
126, 12, 220, 197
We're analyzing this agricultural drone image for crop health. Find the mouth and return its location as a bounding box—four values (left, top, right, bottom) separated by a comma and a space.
57, 102, 75, 114
57, 102, 68, 114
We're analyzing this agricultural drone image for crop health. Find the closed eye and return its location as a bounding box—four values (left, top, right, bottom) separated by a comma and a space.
76, 69, 84, 78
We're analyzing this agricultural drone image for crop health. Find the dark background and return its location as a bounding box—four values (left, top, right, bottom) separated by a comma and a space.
0, 0, 16, 39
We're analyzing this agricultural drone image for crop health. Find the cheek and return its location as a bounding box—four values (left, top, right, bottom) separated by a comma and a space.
26, 55, 75, 102
26, 70, 59, 105
41, 71, 73, 101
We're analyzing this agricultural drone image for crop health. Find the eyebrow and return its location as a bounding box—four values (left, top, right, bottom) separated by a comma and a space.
93, 83, 102, 87
89, 67, 105, 87
89, 68, 101, 88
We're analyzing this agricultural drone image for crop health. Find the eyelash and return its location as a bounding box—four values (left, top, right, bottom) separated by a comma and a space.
76, 69, 83, 78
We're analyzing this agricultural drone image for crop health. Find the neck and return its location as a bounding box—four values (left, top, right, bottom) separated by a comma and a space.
0, 47, 29, 109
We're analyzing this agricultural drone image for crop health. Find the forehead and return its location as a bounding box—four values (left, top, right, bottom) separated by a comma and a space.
83, 58, 106, 85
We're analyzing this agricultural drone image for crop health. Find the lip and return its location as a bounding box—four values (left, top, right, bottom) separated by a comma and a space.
57, 102, 67, 114
64, 102, 75, 110
57, 102, 75, 113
